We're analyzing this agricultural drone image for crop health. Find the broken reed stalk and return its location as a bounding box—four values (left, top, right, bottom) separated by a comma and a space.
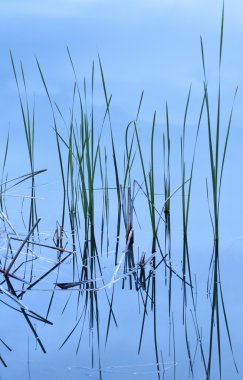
4, 218, 41, 276
9, 236, 73, 254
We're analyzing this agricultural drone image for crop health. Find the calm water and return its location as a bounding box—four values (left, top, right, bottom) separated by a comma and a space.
0, 117, 243, 380
1, 2, 243, 377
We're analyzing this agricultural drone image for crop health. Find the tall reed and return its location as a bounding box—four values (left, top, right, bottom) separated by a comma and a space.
134, 109, 161, 377
200, 4, 238, 378
163, 102, 172, 313
11, 54, 39, 282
